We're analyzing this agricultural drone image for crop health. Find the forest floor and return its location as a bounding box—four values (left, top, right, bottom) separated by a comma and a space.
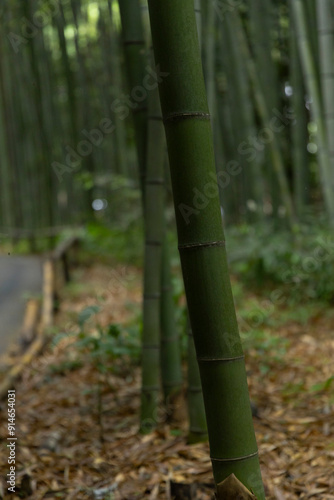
0, 261, 333, 499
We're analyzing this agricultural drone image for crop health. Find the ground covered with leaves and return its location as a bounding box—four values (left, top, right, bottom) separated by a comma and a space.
0, 262, 334, 499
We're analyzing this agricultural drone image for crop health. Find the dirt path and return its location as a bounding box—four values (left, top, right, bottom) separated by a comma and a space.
0, 255, 43, 353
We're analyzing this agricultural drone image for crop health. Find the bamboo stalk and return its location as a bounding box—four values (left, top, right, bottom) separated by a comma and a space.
292, 0, 334, 223
316, 0, 334, 217
290, 15, 309, 217
118, 0, 147, 198
140, 62, 165, 432
232, 10, 295, 226
187, 318, 207, 443
160, 230, 183, 412
147, 1, 265, 495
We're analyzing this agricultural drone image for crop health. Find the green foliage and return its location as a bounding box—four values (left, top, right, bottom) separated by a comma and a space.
48, 359, 83, 375
227, 222, 334, 303
310, 376, 334, 393
234, 282, 324, 331
75, 306, 140, 372
76, 323, 140, 372
81, 220, 143, 265
282, 381, 306, 397
170, 429, 183, 437
241, 328, 290, 361
0, 235, 54, 255
78, 305, 100, 329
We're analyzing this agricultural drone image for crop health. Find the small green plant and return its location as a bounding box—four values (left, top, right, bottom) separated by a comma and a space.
226, 221, 334, 303
81, 218, 143, 266
310, 376, 334, 393
48, 359, 83, 375
75, 306, 140, 373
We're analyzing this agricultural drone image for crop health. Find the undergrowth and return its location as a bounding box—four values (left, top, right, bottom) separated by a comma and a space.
226, 220, 334, 303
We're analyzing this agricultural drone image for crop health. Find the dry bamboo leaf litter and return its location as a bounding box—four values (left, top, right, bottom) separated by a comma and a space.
0, 264, 333, 499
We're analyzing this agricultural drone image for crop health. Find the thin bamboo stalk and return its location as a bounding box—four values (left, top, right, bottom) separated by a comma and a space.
232, 10, 295, 227
140, 77, 165, 433
292, 0, 334, 222
290, 17, 309, 217
118, 0, 147, 198
160, 230, 183, 410
187, 318, 207, 444
316, 0, 334, 216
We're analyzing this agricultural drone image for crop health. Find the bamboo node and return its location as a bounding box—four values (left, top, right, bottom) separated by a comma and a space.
163, 111, 210, 123
197, 355, 244, 363
178, 240, 225, 251
211, 450, 258, 463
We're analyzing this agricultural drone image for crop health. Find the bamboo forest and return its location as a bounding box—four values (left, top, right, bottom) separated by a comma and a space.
0, 0, 334, 499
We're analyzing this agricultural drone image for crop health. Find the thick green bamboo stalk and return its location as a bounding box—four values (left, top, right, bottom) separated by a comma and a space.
147, 1, 265, 496
292, 0, 334, 223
